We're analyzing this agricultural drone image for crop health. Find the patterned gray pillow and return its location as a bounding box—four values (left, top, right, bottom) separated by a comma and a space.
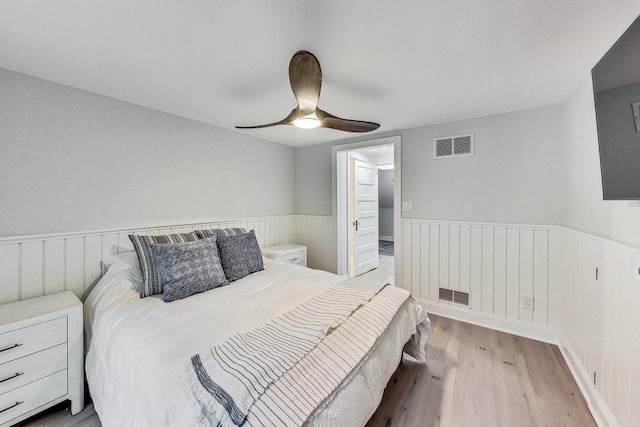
217, 230, 264, 282
150, 236, 228, 302
195, 228, 246, 239
129, 232, 200, 297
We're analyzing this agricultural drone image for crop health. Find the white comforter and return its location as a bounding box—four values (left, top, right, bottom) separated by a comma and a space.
85, 254, 429, 427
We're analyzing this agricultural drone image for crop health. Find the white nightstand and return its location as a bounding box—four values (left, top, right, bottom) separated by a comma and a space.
262, 244, 307, 267
0, 291, 84, 426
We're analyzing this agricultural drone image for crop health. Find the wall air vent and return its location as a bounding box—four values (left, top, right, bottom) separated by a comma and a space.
434, 133, 474, 159
439, 287, 454, 302
453, 290, 470, 306
435, 139, 453, 157
439, 287, 470, 306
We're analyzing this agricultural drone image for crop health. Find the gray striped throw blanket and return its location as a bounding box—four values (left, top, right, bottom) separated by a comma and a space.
189, 279, 420, 427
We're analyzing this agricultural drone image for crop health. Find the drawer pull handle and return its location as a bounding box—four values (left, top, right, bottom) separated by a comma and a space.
291, 257, 299, 262
0, 401, 23, 414
0, 372, 23, 384
0, 343, 22, 353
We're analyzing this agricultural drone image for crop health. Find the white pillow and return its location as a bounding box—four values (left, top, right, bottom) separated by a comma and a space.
101, 251, 143, 293
103, 251, 137, 269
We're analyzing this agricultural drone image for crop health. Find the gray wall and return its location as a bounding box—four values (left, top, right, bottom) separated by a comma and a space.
561, 76, 640, 247
0, 69, 296, 237
296, 105, 565, 226
295, 143, 333, 216
378, 169, 394, 239
7, 67, 640, 250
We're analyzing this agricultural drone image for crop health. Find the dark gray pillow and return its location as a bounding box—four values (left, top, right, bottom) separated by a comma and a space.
217, 230, 264, 282
195, 228, 246, 239
150, 236, 228, 302
129, 232, 200, 297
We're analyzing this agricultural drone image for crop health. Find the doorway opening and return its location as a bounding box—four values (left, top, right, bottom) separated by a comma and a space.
335, 136, 401, 284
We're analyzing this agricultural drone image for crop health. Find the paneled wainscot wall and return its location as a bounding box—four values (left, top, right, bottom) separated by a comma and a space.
397, 220, 556, 329
0, 215, 333, 304
1, 215, 637, 427
558, 229, 640, 427
396, 219, 639, 427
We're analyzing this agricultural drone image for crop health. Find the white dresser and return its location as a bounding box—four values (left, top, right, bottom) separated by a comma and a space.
0, 291, 83, 426
262, 244, 307, 267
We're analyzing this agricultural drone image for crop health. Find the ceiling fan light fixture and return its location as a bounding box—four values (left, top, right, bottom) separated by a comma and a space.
235, 50, 380, 133
293, 115, 321, 129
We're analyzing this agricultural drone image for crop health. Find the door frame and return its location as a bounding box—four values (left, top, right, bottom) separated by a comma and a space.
333, 135, 401, 276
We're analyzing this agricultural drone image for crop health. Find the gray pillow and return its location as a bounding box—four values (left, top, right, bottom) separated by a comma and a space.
150, 236, 229, 302
129, 232, 200, 297
217, 230, 264, 282
195, 228, 246, 239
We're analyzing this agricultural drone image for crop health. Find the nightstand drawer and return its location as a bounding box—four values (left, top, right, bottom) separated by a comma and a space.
0, 344, 67, 395
0, 369, 67, 425
281, 250, 305, 264
262, 244, 307, 267
0, 318, 67, 365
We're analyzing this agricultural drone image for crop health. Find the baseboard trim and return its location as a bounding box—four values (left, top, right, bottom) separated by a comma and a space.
557, 334, 618, 427
379, 236, 394, 242
417, 299, 559, 344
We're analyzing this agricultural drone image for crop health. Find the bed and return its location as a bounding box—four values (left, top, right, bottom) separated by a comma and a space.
84, 249, 430, 426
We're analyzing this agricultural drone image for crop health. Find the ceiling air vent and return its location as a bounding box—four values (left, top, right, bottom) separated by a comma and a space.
439, 287, 470, 306
434, 133, 474, 159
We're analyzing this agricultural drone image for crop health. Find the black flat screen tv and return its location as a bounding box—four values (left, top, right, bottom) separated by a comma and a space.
592, 15, 640, 200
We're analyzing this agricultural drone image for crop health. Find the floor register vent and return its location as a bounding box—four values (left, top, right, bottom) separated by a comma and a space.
434, 133, 474, 159
439, 287, 470, 306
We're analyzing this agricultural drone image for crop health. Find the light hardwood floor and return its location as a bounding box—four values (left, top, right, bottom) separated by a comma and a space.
16, 402, 98, 427
366, 315, 596, 427
359, 254, 395, 283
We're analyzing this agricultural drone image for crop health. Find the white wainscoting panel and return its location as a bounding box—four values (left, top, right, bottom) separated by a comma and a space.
557, 229, 640, 427
397, 220, 555, 328
395, 220, 639, 427
292, 215, 337, 274
0, 216, 296, 304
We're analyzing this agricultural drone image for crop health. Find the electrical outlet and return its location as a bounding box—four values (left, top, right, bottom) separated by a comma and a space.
522, 296, 535, 310
402, 201, 413, 212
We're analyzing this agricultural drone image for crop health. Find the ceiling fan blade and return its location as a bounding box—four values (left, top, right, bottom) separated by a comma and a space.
289, 51, 322, 114
316, 108, 380, 133
236, 109, 297, 129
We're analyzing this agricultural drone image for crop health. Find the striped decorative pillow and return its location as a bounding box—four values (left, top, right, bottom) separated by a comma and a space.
129, 232, 199, 297
195, 228, 246, 239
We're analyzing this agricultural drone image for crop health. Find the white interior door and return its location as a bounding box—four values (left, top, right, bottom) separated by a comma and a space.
351, 159, 379, 276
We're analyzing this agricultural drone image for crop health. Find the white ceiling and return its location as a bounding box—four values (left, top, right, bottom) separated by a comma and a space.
1, 1, 639, 147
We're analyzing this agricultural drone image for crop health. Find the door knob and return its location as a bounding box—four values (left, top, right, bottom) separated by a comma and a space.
353, 220, 360, 231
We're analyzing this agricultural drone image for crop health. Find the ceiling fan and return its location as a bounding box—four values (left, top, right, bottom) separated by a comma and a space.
236, 51, 380, 133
